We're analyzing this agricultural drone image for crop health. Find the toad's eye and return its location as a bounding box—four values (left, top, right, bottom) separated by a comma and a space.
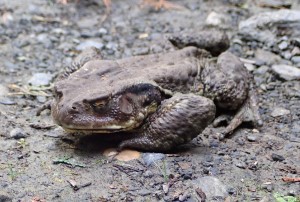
92, 100, 107, 109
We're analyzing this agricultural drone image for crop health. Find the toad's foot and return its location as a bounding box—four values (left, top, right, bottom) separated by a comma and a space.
219, 86, 263, 140
36, 100, 52, 116
119, 93, 216, 152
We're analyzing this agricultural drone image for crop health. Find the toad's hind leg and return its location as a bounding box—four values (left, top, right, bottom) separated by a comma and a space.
202, 52, 262, 139
119, 94, 216, 151
219, 86, 263, 139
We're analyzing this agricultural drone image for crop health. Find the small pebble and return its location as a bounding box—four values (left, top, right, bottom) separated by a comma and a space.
138, 189, 152, 196
288, 190, 296, 196
271, 64, 300, 81
244, 63, 256, 71
236, 138, 245, 145
205, 11, 227, 27
76, 40, 104, 51
132, 47, 149, 56
0, 194, 12, 202
261, 183, 274, 192
236, 161, 247, 169
143, 170, 153, 178
278, 41, 288, 50
227, 187, 236, 195
291, 56, 300, 64
209, 139, 219, 147
9, 128, 27, 139
105, 42, 118, 51
247, 135, 257, 142
142, 153, 165, 167
271, 107, 290, 117
28, 73, 54, 86
271, 153, 285, 161
98, 28, 108, 35
182, 171, 193, 180
36, 96, 47, 103
291, 47, 300, 56
0, 97, 16, 105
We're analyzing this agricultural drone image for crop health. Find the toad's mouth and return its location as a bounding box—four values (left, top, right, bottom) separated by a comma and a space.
56, 118, 143, 134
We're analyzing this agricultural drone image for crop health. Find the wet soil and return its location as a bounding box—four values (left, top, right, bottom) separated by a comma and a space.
0, 0, 299, 201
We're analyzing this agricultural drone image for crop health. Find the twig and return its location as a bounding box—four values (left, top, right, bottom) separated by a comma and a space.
53, 157, 86, 168
7, 84, 52, 97
67, 179, 92, 191
282, 177, 300, 182
29, 123, 55, 130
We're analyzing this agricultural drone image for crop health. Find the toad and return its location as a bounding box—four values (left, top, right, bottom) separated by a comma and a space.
51, 31, 262, 151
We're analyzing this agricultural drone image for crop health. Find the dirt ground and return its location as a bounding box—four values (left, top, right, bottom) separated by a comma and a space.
0, 0, 299, 201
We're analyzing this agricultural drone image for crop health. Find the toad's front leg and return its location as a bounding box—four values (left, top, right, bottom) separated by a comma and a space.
119, 93, 216, 151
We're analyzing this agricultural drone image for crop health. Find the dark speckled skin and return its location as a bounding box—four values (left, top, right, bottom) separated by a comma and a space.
52, 31, 262, 151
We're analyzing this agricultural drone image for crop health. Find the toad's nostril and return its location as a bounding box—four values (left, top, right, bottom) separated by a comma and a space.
72, 106, 76, 110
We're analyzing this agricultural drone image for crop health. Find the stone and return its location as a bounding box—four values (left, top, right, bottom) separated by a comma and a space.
254, 65, 269, 75
291, 56, 300, 64
278, 41, 288, 50
0, 84, 9, 97
132, 47, 149, 56
291, 38, 300, 47
105, 42, 118, 51
271, 153, 285, 161
205, 12, 227, 27
258, 0, 292, 9
76, 17, 99, 29
255, 49, 281, 65
143, 170, 154, 178
76, 40, 104, 51
291, 47, 300, 56
37, 33, 53, 48
192, 177, 228, 200
282, 51, 292, 60
28, 73, 54, 86
247, 135, 257, 142
98, 27, 108, 35
0, 97, 15, 105
142, 153, 165, 166
138, 189, 152, 196
271, 64, 300, 80
0, 194, 12, 202
9, 128, 28, 139
271, 107, 290, 117
36, 96, 47, 103
4, 61, 19, 72
244, 63, 256, 71
239, 10, 300, 46
235, 161, 247, 169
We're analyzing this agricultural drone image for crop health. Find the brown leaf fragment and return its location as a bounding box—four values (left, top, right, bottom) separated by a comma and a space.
142, 0, 185, 10
282, 177, 300, 182
178, 162, 190, 170
31, 197, 46, 202
115, 149, 141, 161
195, 188, 206, 202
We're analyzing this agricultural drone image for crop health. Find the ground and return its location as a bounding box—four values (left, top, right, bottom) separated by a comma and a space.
0, 0, 299, 201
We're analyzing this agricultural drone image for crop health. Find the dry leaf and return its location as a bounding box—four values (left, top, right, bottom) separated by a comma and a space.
115, 149, 141, 161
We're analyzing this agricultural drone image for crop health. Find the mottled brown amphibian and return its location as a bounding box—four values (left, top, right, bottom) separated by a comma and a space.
51, 31, 262, 151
